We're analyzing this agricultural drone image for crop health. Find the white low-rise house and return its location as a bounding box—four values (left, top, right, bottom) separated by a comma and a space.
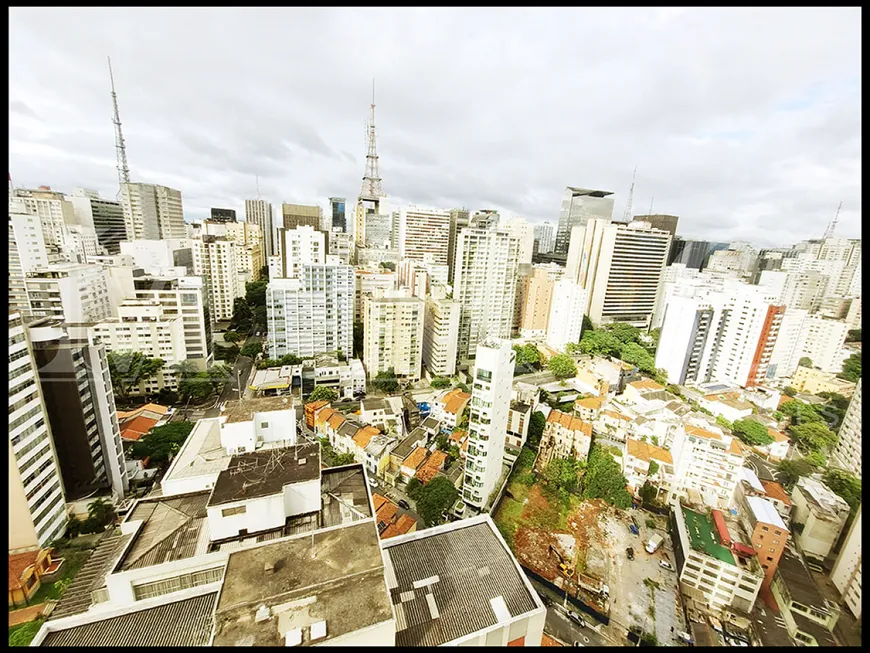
504, 402, 532, 460
622, 379, 666, 404
742, 386, 781, 412
751, 427, 791, 462
594, 408, 634, 442
430, 388, 472, 433
623, 438, 674, 495
789, 476, 851, 562
697, 391, 754, 423
312, 354, 366, 399
359, 397, 405, 437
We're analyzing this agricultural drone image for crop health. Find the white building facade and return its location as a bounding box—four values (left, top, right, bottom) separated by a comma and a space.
545, 279, 588, 352
363, 291, 425, 381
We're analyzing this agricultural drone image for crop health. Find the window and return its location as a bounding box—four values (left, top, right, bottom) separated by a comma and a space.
222, 505, 246, 517
132, 567, 224, 601
476, 368, 492, 382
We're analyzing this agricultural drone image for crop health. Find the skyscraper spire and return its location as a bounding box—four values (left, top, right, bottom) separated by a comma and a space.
108, 56, 131, 193
360, 78, 384, 199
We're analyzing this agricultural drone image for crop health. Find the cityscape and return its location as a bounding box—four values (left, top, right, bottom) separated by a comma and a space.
8, 7, 861, 649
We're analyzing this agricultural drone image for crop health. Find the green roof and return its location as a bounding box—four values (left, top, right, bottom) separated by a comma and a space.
682, 507, 735, 565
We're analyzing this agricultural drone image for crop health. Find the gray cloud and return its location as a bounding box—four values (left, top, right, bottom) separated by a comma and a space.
9, 7, 861, 247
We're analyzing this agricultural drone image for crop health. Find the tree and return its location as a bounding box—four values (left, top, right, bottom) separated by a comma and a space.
620, 342, 655, 373
845, 328, 861, 343
107, 351, 165, 399
605, 323, 641, 345
455, 382, 469, 393
240, 341, 263, 358
223, 330, 242, 343
547, 354, 577, 381
309, 386, 338, 403
822, 468, 862, 514
780, 399, 824, 425
783, 386, 797, 397
178, 372, 213, 402
731, 419, 774, 446
372, 368, 400, 394
253, 305, 267, 328
380, 261, 396, 271
803, 450, 827, 467
245, 280, 268, 307
565, 342, 583, 355
639, 481, 657, 506
839, 352, 861, 383
648, 460, 660, 477
542, 457, 583, 493
430, 376, 451, 389
715, 415, 733, 432
333, 453, 356, 466
582, 315, 595, 333
513, 344, 541, 367
528, 411, 546, 448
129, 422, 195, 463
646, 327, 661, 351
412, 476, 459, 527
87, 497, 116, 528
777, 458, 816, 489
581, 445, 633, 509
577, 330, 622, 358
798, 357, 813, 369
789, 421, 837, 453
230, 297, 253, 332
353, 321, 364, 358
207, 364, 233, 392
406, 477, 423, 500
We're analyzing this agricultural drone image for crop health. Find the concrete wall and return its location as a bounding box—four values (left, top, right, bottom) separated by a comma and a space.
318, 618, 396, 646
207, 494, 286, 541
283, 478, 321, 518
161, 472, 218, 498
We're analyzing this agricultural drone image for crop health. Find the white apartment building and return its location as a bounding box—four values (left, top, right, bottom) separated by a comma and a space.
275, 225, 325, 279
829, 505, 861, 618
566, 219, 671, 328
503, 216, 535, 265
120, 182, 186, 240
10, 199, 53, 315
327, 227, 354, 264
767, 307, 809, 379
546, 279, 588, 352
203, 220, 264, 281
267, 264, 354, 360
463, 339, 515, 511
454, 228, 520, 361
831, 378, 861, 477
8, 312, 68, 549
11, 186, 76, 255
533, 221, 556, 254
92, 300, 188, 395
758, 269, 829, 313
793, 315, 849, 373
422, 289, 461, 377
397, 205, 451, 266
245, 198, 275, 259
790, 476, 851, 561
362, 290, 425, 381
66, 188, 127, 255
191, 236, 244, 321
132, 275, 214, 370
397, 255, 449, 298
668, 422, 747, 510
25, 263, 113, 323
119, 238, 193, 275
354, 268, 396, 322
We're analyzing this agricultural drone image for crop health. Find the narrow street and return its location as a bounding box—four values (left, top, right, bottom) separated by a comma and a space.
531, 579, 618, 647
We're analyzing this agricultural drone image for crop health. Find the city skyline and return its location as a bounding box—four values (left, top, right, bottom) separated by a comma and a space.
9, 8, 860, 248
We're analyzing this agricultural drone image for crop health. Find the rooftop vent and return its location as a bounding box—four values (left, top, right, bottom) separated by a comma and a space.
298, 458, 307, 465
310, 620, 327, 641
284, 628, 302, 647
264, 561, 275, 574
255, 605, 272, 623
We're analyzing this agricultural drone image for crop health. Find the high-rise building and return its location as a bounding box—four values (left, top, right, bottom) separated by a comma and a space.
554, 187, 615, 255
9, 199, 52, 315
9, 312, 67, 549
757, 269, 830, 313
327, 228, 354, 265
281, 203, 322, 231
67, 188, 127, 255
120, 182, 186, 240
119, 238, 192, 276
397, 206, 451, 265
669, 422, 747, 510
632, 214, 679, 237
354, 269, 396, 322
546, 279, 588, 352
275, 225, 325, 279
245, 199, 275, 259
463, 339, 515, 511
829, 504, 861, 619
267, 263, 354, 360
329, 197, 346, 232
210, 207, 236, 223
191, 236, 244, 321
831, 378, 861, 478
25, 264, 113, 323
362, 212, 394, 250
454, 228, 521, 361
133, 275, 214, 370
447, 208, 470, 284
533, 221, 556, 254
362, 290, 425, 381
27, 319, 128, 501
205, 221, 264, 281
11, 186, 76, 255
567, 219, 671, 328
423, 287, 461, 377
502, 217, 535, 266
518, 264, 563, 339
667, 238, 730, 270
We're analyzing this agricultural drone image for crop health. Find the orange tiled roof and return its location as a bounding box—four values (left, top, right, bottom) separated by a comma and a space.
8, 550, 40, 591
542, 634, 564, 647
629, 379, 664, 391
760, 480, 792, 506
380, 523, 401, 540
625, 438, 673, 464
119, 415, 159, 441
601, 409, 632, 422
315, 407, 336, 427
442, 389, 471, 415
415, 465, 440, 484
353, 425, 380, 449
327, 413, 346, 431
305, 400, 329, 412
449, 429, 467, 443
547, 409, 593, 436
685, 424, 722, 441
416, 450, 448, 482
117, 403, 169, 419
728, 438, 746, 456
394, 513, 416, 534
767, 428, 790, 443
376, 502, 399, 525
461, 440, 468, 453
371, 493, 389, 512
403, 447, 429, 471
575, 396, 604, 410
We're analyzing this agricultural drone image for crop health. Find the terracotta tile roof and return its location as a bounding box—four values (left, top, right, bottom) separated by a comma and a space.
371, 493, 389, 512
629, 379, 664, 391
117, 403, 169, 419
685, 424, 722, 441
380, 523, 401, 539
415, 465, 440, 484
728, 438, 746, 456
416, 450, 449, 483
442, 389, 471, 415
304, 400, 329, 412
315, 407, 336, 427
376, 502, 399, 525
393, 513, 416, 534
601, 409, 632, 422
119, 415, 159, 441
449, 429, 467, 443
575, 396, 604, 410
8, 549, 40, 591
403, 447, 429, 471
760, 480, 792, 506
542, 634, 564, 647
625, 438, 673, 464
767, 428, 790, 443
327, 412, 346, 431
352, 425, 380, 449
546, 409, 593, 436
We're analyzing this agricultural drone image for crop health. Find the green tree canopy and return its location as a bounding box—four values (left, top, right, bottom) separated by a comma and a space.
789, 421, 838, 453
309, 386, 338, 403
107, 351, 165, 399
245, 280, 268, 307
353, 321, 364, 358
240, 341, 263, 358
87, 497, 116, 528
412, 476, 459, 527
581, 445, 632, 509
230, 297, 253, 332
528, 411, 546, 448
798, 357, 813, 369
513, 344, 542, 367
129, 422, 195, 463
333, 453, 356, 466
542, 457, 583, 494
780, 399, 825, 425
822, 468, 862, 513
731, 419, 774, 446
838, 352, 861, 383
223, 330, 242, 343
547, 354, 577, 380
373, 368, 400, 394
845, 328, 861, 343
430, 376, 451, 389
776, 458, 815, 489
380, 261, 396, 271
605, 323, 641, 345
620, 342, 655, 373
577, 330, 622, 358
178, 372, 213, 402
648, 460, 660, 476
783, 386, 798, 397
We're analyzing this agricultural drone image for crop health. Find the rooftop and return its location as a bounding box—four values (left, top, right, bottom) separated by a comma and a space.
250, 368, 290, 390
776, 542, 833, 611
738, 467, 765, 494
794, 476, 850, 519
760, 480, 792, 507
162, 418, 230, 483
208, 443, 321, 507
381, 515, 542, 647
625, 438, 673, 465
403, 447, 429, 471
441, 388, 471, 415
682, 507, 735, 565
40, 590, 218, 647
546, 409, 593, 436
746, 496, 788, 531
575, 396, 604, 410
222, 396, 294, 424
629, 379, 664, 392
362, 397, 387, 412
213, 521, 392, 646
394, 429, 427, 459
118, 415, 160, 442
420, 416, 441, 431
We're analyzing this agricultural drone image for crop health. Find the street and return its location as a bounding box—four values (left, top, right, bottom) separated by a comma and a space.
531, 579, 617, 647
205, 355, 254, 418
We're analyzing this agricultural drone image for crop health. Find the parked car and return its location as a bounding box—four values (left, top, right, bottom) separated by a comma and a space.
629, 524, 639, 536
567, 611, 587, 628
366, 477, 378, 488
677, 631, 694, 645
626, 547, 635, 561
659, 559, 674, 571
397, 499, 411, 510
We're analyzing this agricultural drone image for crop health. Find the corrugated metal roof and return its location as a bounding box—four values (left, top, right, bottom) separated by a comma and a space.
746, 496, 788, 531
41, 592, 217, 647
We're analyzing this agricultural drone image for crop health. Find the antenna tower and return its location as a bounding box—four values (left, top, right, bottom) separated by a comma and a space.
648, 197, 654, 216
107, 57, 131, 194
823, 201, 842, 240
360, 79, 384, 198
622, 165, 637, 222
256, 174, 260, 200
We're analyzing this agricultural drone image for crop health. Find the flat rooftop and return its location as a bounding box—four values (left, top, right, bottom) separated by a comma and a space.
381, 515, 543, 647
682, 507, 735, 565
208, 443, 321, 507
162, 418, 230, 482
222, 396, 294, 423
213, 521, 392, 646
776, 542, 832, 611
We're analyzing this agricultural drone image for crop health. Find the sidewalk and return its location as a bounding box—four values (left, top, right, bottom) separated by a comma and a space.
9, 603, 46, 627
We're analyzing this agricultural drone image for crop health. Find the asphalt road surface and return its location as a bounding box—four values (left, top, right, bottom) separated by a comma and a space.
205, 355, 254, 417
531, 579, 617, 647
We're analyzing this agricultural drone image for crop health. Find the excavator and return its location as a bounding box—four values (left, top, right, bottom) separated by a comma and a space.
549, 544, 575, 578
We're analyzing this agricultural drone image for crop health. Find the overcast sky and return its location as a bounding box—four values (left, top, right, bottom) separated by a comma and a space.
9, 8, 861, 247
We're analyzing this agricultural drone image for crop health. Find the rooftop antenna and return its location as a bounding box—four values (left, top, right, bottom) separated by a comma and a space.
107, 56, 131, 197
360, 78, 384, 198
622, 165, 637, 222
648, 196, 654, 216
256, 174, 260, 200
822, 201, 842, 240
